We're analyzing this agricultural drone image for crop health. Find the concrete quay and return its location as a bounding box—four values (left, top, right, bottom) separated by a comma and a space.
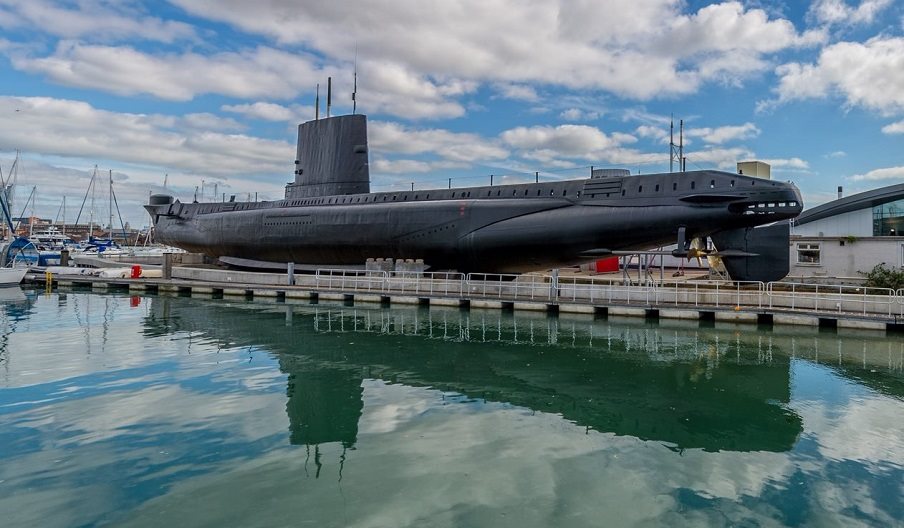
27, 268, 902, 335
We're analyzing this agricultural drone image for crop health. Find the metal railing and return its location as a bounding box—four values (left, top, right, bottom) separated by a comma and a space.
766, 282, 897, 316
309, 269, 904, 318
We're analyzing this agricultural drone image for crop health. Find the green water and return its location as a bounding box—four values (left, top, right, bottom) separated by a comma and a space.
0, 288, 902, 527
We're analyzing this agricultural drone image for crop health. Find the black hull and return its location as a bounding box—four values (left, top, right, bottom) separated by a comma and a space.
146, 114, 803, 280
149, 171, 802, 275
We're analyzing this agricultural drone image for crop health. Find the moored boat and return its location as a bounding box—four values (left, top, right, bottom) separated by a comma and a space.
0, 266, 26, 286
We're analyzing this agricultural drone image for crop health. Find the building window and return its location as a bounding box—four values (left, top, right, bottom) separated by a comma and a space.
873, 200, 904, 236
797, 243, 821, 264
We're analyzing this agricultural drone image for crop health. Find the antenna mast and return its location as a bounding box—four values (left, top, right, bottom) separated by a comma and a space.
315, 83, 320, 120
669, 116, 686, 173
352, 46, 358, 114
326, 76, 332, 118
670, 117, 675, 173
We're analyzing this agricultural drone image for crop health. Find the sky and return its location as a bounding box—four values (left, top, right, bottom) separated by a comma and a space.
0, 0, 903, 229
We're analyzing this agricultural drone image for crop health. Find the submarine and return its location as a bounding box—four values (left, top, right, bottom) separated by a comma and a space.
146, 113, 803, 281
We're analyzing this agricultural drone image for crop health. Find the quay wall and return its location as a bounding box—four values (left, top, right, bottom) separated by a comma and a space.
29, 266, 904, 334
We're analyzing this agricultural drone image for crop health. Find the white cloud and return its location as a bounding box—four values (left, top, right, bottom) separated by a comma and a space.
372, 159, 432, 174
684, 147, 754, 170
807, 0, 893, 27
611, 132, 638, 145
560, 108, 600, 122
11, 42, 327, 102
881, 120, 904, 134
825, 150, 847, 158
0, 0, 196, 42
850, 166, 904, 181
493, 83, 539, 102
0, 96, 294, 178
179, 113, 245, 133
371, 159, 469, 175
221, 102, 315, 123
622, 108, 674, 126
502, 125, 621, 157
687, 122, 760, 144
500, 124, 678, 168
771, 36, 904, 115
165, 0, 815, 101
761, 157, 810, 170
370, 121, 508, 163
354, 61, 475, 119
635, 125, 670, 143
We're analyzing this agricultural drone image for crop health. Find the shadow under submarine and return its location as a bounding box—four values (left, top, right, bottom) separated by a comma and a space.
146, 114, 802, 282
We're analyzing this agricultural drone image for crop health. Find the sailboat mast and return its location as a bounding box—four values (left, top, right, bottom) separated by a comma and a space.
108, 170, 113, 239
62, 196, 66, 237
89, 165, 96, 239
29, 186, 35, 237
9, 150, 18, 226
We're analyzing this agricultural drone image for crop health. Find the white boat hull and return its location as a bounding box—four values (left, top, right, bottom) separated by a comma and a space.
0, 267, 27, 286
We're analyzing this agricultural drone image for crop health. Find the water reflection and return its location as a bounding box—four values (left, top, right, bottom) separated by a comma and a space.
144, 296, 903, 454
2, 292, 902, 527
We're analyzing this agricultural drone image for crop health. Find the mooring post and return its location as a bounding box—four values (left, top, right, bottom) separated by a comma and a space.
287, 262, 295, 286
162, 252, 173, 280
60, 249, 69, 267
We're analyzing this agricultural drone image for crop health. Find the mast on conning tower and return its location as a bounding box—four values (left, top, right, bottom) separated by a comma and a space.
669, 116, 686, 173
315, 83, 320, 121
327, 77, 332, 118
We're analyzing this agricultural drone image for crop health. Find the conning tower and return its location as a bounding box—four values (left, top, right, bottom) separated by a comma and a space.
285, 114, 370, 199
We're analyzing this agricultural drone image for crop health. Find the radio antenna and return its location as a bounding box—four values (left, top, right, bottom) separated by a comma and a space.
352, 45, 358, 114
315, 83, 320, 120
327, 76, 332, 118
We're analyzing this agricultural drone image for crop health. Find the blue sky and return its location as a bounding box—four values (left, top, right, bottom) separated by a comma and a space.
0, 0, 903, 228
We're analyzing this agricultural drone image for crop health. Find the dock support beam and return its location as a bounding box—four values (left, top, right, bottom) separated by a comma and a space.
162, 253, 173, 280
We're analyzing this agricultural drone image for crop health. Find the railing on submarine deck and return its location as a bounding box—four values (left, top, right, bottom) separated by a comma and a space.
311, 269, 904, 317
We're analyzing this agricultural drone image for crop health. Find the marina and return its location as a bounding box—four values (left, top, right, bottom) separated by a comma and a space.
1, 2, 903, 526
0, 288, 901, 526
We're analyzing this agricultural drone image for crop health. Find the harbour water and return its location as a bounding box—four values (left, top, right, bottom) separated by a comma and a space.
1, 289, 902, 527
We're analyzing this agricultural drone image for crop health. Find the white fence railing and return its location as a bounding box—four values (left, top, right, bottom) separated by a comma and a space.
309, 270, 904, 318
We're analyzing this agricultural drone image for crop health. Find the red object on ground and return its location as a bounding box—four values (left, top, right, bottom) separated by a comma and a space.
130, 265, 142, 279
594, 257, 619, 273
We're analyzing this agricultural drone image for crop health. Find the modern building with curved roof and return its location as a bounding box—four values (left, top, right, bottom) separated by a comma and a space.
790, 183, 904, 280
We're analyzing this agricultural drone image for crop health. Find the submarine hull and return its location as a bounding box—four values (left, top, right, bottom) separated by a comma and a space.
146, 114, 804, 280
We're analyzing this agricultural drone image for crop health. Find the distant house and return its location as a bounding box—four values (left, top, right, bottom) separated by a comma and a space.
791, 183, 904, 280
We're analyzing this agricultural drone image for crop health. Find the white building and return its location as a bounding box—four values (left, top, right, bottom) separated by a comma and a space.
790, 183, 904, 280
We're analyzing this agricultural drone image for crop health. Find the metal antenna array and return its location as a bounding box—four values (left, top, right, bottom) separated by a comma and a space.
669, 117, 686, 172
352, 45, 358, 114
